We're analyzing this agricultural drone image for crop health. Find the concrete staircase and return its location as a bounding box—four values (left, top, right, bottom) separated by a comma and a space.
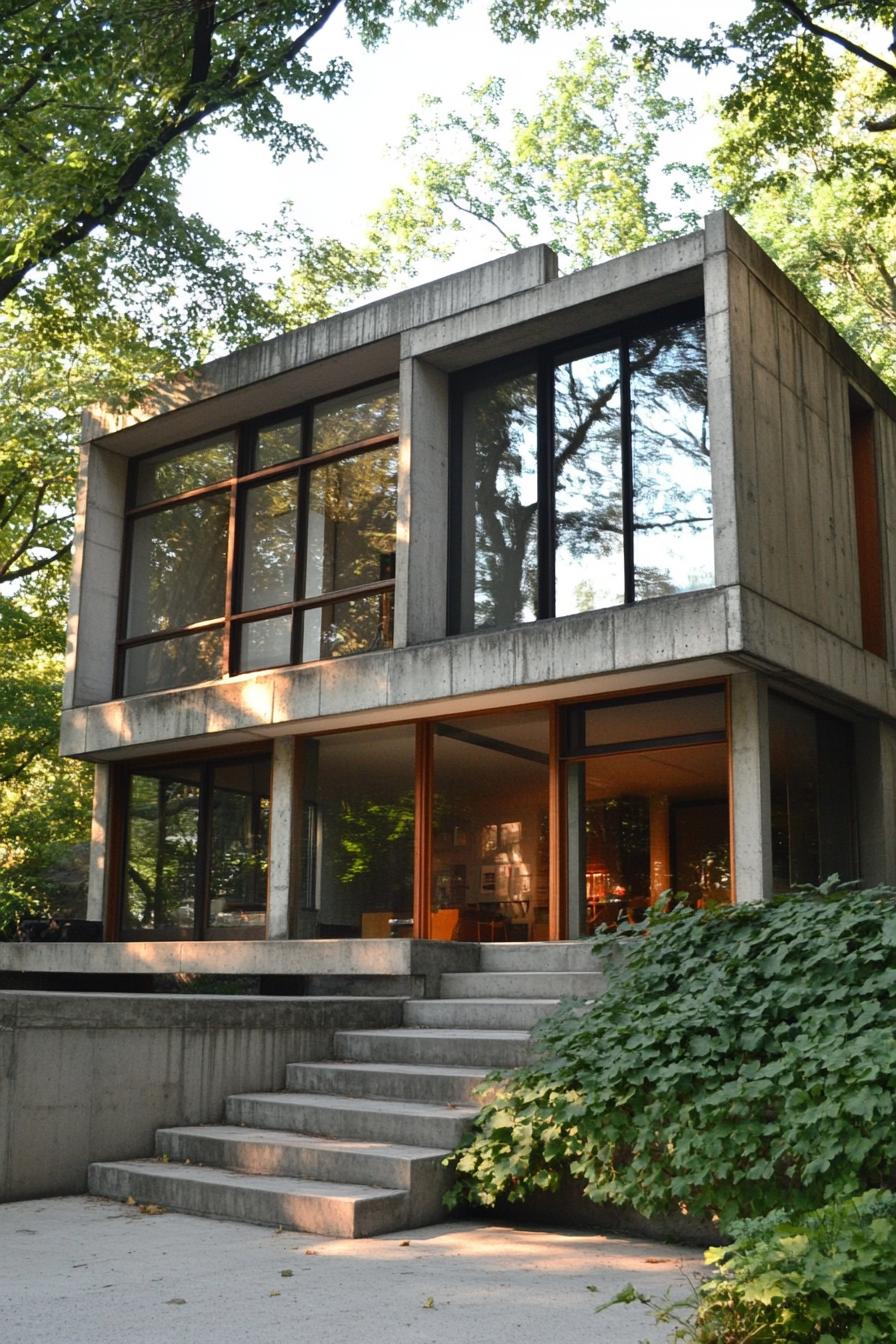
88, 942, 603, 1237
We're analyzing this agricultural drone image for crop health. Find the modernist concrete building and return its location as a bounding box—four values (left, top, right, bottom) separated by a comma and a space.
59, 211, 896, 952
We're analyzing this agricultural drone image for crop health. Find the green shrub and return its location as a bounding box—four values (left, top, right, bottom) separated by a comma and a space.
693, 1190, 896, 1342
446, 882, 896, 1225
601, 1191, 896, 1343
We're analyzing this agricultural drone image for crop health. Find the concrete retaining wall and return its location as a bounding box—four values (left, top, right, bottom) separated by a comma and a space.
0, 991, 402, 1204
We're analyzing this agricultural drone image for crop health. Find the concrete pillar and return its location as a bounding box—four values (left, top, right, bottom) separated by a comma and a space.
267, 736, 301, 939
729, 671, 772, 903
393, 354, 450, 647
855, 717, 896, 886
703, 211, 740, 591
65, 439, 128, 709
86, 763, 112, 922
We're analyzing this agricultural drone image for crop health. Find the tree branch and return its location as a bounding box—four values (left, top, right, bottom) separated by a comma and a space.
775, 0, 896, 79
0, 0, 346, 302
0, 539, 73, 585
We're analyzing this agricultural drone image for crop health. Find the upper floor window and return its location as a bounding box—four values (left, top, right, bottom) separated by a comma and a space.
119, 379, 399, 696
450, 305, 712, 634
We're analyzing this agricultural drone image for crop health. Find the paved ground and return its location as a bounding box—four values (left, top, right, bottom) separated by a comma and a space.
0, 1196, 707, 1344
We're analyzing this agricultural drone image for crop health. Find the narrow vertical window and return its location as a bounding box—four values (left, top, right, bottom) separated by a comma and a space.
850, 392, 886, 659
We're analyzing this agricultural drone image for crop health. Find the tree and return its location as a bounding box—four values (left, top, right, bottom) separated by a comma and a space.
712, 59, 896, 386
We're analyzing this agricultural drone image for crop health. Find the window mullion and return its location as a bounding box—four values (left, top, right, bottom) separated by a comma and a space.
537, 356, 555, 620
620, 337, 635, 605
291, 406, 313, 665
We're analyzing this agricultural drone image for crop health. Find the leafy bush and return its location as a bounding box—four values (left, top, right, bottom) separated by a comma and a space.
447, 882, 896, 1225
602, 1191, 896, 1343
698, 1190, 896, 1342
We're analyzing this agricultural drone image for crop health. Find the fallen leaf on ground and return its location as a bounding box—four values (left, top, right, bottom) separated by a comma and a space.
422, 1297, 435, 1309
399, 1240, 410, 1247
280, 1270, 293, 1278
166, 1298, 187, 1306
139, 1204, 167, 1215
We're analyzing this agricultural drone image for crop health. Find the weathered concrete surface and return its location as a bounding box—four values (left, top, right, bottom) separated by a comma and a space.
0, 1197, 707, 1344
0, 992, 402, 1204
0, 937, 478, 987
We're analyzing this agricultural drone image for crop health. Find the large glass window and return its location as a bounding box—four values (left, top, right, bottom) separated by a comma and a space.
563, 685, 729, 936
769, 693, 856, 890
453, 307, 712, 633
431, 710, 550, 942
120, 756, 270, 940
298, 725, 415, 938
119, 379, 399, 695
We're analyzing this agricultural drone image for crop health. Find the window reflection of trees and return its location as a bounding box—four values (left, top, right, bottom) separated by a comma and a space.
459, 315, 711, 630
305, 448, 398, 598
128, 494, 229, 636
464, 372, 539, 630
124, 774, 199, 934
312, 382, 399, 454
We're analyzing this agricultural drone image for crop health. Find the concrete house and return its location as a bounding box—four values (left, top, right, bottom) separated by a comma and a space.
58, 210, 896, 959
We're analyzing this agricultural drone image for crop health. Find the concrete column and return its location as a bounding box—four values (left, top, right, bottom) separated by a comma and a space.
86, 763, 112, 922
267, 737, 301, 939
66, 439, 128, 708
855, 717, 896, 886
393, 353, 450, 648
729, 670, 772, 903
703, 211, 740, 591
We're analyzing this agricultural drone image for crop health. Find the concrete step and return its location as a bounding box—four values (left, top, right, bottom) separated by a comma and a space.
226, 1091, 478, 1150
403, 997, 561, 1030
284, 1060, 492, 1105
439, 970, 607, 1000
478, 942, 598, 972
88, 1159, 409, 1238
333, 1027, 531, 1069
155, 1124, 447, 1190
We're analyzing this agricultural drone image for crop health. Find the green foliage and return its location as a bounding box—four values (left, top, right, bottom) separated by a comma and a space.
601, 1191, 896, 1343
446, 882, 896, 1225
365, 41, 699, 275
694, 1192, 896, 1343
713, 59, 896, 388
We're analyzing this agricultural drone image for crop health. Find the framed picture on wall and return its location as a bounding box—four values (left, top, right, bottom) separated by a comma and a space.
480, 865, 497, 896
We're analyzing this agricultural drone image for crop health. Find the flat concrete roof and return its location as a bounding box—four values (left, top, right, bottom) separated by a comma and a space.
0, 1196, 705, 1344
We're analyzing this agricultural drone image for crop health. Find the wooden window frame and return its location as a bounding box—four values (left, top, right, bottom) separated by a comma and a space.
115, 377, 399, 697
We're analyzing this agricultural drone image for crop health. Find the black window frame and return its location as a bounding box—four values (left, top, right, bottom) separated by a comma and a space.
447, 297, 708, 634
117, 750, 272, 942
116, 375, 400, 697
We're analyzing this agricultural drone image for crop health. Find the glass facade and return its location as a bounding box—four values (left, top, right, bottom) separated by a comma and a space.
119, 380, 399, 695
121, 757, 270, 939
297, 725, 415, 938
454, 309, 712, 633
563, 687, 729, 936
431, 711, 550, 941
769, 693, 856, 890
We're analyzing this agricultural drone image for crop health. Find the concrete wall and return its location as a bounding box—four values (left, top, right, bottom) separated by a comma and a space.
0, 991, 402, 1204
722, 214, 896, 651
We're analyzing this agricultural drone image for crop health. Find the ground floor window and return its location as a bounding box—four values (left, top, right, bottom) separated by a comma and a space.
769, 692, 857, 890
298, 724, 415, 937
561, 685, 730, 936
110, 679, 861, 941
120, 755, 270, 939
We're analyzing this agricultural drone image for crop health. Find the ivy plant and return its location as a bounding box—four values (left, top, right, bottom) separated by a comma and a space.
446, 881, 896, 1226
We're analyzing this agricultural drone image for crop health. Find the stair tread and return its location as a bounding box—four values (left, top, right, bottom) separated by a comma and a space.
90, 1159, 408, 1204
157, 1124, 449, 1160
336, 1028, 531, 1040
234, 1091, 479, 1118
293, 1061, 491, 1078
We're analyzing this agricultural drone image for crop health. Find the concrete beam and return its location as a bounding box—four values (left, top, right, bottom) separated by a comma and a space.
267, 737, 299, 939
86, 763, 112, 923
394, 355, 450, 646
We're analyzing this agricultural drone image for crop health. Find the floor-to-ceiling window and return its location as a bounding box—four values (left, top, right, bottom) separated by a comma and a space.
297, 724, 415, 937
451, 304, 713, 635
120, 755, 270, 939
430, 709, 550, 941
561, 685, 730, 936
769, 692, 857, 890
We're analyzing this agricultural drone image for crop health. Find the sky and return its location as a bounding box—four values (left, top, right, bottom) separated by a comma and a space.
180, 0, 750, 281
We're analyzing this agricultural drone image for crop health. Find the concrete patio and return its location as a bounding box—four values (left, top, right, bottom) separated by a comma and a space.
0, 1195, 706, 1344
